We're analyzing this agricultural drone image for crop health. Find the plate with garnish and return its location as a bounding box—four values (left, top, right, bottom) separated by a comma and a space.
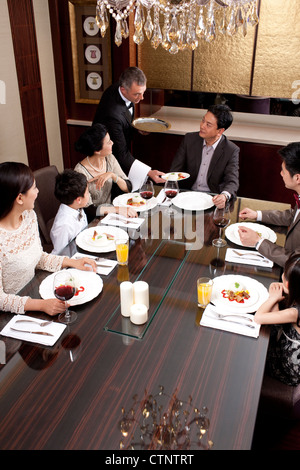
225, 222, 277, 247
76, 226, 128, 253
113, 193, 157, 212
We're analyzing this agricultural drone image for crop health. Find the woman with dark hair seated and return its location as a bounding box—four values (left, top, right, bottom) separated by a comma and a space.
0, 162, 96, 316
74, 123, 137, 218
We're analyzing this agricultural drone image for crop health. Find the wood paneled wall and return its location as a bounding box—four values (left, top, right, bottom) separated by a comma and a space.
7, 0, 49, 170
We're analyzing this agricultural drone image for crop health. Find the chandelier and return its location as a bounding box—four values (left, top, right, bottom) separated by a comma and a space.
96, 0, 259, 54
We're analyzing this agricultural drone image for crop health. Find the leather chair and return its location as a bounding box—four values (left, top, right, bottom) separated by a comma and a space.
33, 165, 60, 253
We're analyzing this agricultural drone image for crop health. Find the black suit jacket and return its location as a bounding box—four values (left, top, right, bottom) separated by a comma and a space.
93, 83, 135, 174
170, 132, 240, 197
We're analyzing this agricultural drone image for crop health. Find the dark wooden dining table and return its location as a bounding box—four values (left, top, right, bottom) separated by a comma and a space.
0, 193, 287, 450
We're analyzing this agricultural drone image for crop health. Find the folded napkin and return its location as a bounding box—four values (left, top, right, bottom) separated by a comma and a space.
72, 253, 117, 275
101, 213, 144, 229
200, 303, 260, 338
0, 314, 66, 346
156, 189, 172, 206
225, 248, 273, 268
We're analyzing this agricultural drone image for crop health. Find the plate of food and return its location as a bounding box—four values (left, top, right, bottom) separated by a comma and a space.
162, 172, 190, 181
172, 191, 214, 211
132, 117, 171, 133
210, 274, 269, 313
113, 193, 157, 212
76, 226, 128, 253
225, 222, 277, 247
39, 269, 103, 306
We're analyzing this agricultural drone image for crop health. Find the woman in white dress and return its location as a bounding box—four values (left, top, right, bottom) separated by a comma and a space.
0, 162, 96, 316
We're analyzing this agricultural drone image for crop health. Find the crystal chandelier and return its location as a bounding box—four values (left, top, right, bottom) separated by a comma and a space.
96, 0, 259, 54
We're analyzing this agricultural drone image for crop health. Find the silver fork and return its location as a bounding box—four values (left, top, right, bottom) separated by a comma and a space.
232, 250, 264, 258
15, 319, 52, 327
109, 217, 139, 225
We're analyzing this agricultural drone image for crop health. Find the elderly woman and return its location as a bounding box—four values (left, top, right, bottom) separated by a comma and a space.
0, 162, 96, 316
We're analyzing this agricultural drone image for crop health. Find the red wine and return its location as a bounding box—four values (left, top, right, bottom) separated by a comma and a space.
140, 191, 153, 200
165, 190, 178, 199
55, 285, 75, 301
213, 217, 229, 228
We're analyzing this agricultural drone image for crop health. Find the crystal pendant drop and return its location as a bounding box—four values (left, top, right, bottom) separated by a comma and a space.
151, 22, 162, 49
196, 8, 205, 39
249, 1, 259, 26
134, 2, 143, 33
133, 28, 144, 45
218, 10, 226, 35
169, 13, 179, 42
169, 42, 179, 54
114, 19, 123, 46
235, 5, 244, 28
227, 8, 237, 36
144, 10, 153, 40
162, 28, 171, 50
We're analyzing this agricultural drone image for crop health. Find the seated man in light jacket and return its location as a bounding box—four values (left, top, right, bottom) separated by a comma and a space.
170, 104, 239, 208
238, 142, 300, 267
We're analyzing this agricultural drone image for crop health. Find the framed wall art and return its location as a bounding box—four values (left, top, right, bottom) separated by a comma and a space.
68, 0, 112, 104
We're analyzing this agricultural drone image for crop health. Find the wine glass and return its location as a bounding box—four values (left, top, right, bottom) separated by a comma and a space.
53, 271, 77, 324
164, 179, 179, 215
139, 179, 154, 215
212, 205, 230, 247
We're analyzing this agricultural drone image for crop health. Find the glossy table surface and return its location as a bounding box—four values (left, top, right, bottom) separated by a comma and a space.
0, 194, 286, 450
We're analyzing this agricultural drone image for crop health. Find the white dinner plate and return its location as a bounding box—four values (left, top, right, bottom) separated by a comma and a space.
76, 226, 128, 253
225, 222, 277, 247
161, 172, 190, 181
39, 269, 103, 306
210, 274, 269, 313
113, 193, 158, 212
172, 191, 214, 211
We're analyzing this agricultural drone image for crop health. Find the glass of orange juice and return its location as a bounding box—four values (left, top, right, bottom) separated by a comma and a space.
197, 277, 213, 308
115, 238, 129, 265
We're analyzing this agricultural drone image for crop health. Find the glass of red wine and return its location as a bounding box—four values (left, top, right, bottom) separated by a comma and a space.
139, 179, 154, 215
53, 271, 77, 324
212, 205, 230, 247
164, 179, 179, 214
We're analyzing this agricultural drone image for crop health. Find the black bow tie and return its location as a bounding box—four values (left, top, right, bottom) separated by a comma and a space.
127, 102, 134, 109
294, 193, 300, 209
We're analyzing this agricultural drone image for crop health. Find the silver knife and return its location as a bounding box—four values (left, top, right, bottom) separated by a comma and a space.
10, 327, 54, 336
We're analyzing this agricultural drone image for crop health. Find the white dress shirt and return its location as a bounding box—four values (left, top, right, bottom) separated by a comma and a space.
50, 204, 88, 255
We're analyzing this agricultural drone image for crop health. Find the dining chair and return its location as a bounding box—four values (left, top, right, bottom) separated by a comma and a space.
33, 165, 60, 253
259, 373, 300, 420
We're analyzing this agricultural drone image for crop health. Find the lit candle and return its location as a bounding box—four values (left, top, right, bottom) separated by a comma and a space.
133, 281, 149, 308
130, 303, 148, 325
120, 281, 133, 317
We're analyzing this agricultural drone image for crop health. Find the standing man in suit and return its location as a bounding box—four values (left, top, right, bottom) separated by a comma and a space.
93, 67, 165, 190
170, 104, 239, 208
239, 142, 300, 267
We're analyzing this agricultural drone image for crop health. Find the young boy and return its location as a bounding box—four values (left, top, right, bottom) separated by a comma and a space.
51, 170, 89, 254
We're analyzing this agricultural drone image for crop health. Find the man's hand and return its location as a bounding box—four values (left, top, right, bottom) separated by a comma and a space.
238, 226, 261, 246
212, 193, 227, 208
239, 208, 258, 220
148, 169, 166, 184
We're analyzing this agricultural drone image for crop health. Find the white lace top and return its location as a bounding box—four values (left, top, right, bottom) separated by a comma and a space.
0, 210, 64, 314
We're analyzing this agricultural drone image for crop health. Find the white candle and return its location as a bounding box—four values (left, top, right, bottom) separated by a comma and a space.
130, 303, 148, 325
120, 281, 133, 317
133, 281, 149, 308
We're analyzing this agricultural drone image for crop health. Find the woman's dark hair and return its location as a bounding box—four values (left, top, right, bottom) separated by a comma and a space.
284, 253, 300, 308
74, 123, 107, 156
55, 169, 87, 205
207, 104, 233, 130
0, 162, 34, 219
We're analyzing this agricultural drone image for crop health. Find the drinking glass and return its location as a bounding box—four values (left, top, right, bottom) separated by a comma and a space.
139, 179, 154, 215
164, 179, 179, 215
212, 205, 230, 247
53, 271, 77, 324
115, 238, 129, 265
197, 277, 213, 308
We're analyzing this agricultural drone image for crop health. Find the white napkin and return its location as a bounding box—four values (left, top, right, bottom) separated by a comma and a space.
200, 303, 260, 338
128, 159, 151, 192
225, 248, 273, 268
0, 314, 66, 346
156, 189, 172, 206
101, 213, 144, 229
72, 253, 117, 275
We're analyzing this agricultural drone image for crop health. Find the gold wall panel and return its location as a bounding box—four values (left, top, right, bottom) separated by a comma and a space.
252, 0, 300, 98
192, 28, 255, 94
138, 40, 193, 90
